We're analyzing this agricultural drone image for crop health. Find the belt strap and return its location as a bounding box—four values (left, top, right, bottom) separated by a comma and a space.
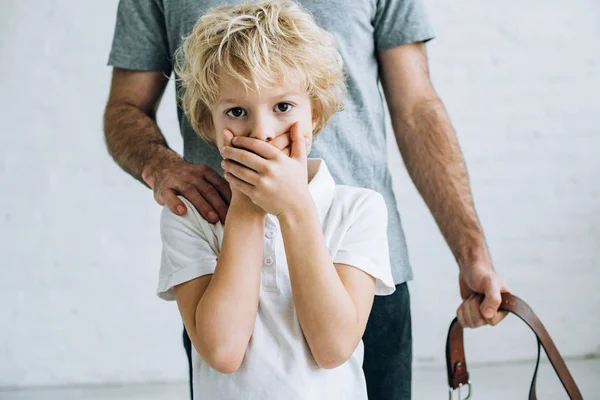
445, 293, 583, 400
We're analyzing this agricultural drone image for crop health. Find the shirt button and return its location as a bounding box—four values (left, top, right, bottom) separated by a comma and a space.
264, 257, 274, 266
265, 231, 275, 239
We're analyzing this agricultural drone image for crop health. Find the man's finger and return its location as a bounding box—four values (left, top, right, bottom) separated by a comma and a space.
204, 168, 232, 204
161, 188, 187, 216
456, 304, 466, 327
462, 297, 475, 328
196, 179, 232, 223
487, 310, 508, 327
481, 278, 503, 320
176, 183, 220, 224
467, 295, 487, 328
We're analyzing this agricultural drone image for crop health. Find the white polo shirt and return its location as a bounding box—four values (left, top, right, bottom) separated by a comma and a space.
158, 158, 395, 400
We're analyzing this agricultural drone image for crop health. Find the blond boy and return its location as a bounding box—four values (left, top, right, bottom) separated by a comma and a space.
157, 1, 395, 398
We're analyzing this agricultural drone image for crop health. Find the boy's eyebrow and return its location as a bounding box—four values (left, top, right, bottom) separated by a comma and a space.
268, 92, 303, 100
218, 92, 303, 105
218, 98, 240, 105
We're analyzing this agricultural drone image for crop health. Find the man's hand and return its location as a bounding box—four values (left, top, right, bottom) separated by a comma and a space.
456, 258, 510, 328
220, 122, 311, 217
142, 153, 232, 224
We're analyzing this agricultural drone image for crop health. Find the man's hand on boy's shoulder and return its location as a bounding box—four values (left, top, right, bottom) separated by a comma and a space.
142, 150, 232, 224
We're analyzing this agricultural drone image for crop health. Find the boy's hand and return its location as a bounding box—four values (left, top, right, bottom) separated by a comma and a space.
221, 122, 312, 217
220, 130, 265, 217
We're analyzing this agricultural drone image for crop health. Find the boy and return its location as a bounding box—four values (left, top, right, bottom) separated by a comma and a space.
158, 1, 395, 398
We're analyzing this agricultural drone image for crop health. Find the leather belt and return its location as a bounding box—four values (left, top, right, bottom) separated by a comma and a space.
445, 293, 583, 399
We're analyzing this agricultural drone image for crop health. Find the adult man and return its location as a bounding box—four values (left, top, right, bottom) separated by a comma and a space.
104, 1, 509, 399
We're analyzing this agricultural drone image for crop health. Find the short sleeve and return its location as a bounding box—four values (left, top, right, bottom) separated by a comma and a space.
373, 0, 436, 51
158, 197, 219, 301
107, 0, 172, 71
333, 192, 396, 295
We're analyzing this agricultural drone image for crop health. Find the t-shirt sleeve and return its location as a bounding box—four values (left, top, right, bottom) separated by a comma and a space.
107, 0, 172, 71
333, 192, 396, 296
157, 197, 219, 301
373, 0, 436, 51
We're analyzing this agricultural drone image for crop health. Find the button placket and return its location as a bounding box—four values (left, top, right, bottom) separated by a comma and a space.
262, 218, 278, 291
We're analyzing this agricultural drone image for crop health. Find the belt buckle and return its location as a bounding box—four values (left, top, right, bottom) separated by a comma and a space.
449, 381, 472, 400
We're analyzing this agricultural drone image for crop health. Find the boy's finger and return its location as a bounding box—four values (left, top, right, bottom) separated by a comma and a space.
270, 132, 291, 151
222, 129, 234, 148
290, 122, 306, 160
231, 136, 280, 160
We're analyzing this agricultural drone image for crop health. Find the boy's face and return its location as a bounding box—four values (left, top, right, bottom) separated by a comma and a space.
211, 74, 315, 154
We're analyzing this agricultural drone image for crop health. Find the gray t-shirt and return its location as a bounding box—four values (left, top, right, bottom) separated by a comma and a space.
108, 0, 435, 284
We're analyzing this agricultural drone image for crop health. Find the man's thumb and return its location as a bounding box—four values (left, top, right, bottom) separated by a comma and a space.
480, 279, 502, 319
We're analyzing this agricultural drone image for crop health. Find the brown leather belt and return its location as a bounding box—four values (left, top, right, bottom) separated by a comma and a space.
445, 293, 583, 399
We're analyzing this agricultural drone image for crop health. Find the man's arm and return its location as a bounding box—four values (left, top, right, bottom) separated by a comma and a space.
378, 42, 509, 328
103, 67, 231, 223
172, 194, 265, 374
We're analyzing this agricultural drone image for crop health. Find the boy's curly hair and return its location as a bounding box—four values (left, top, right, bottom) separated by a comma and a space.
174, 0, 346, 144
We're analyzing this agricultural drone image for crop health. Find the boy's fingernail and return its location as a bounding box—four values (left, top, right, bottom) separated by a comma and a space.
176, 205, 185, 215
232, 137, 238, 144
208, 211, 218, 221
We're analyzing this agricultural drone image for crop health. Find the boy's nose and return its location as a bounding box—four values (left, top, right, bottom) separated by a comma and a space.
249, 124, 275, 142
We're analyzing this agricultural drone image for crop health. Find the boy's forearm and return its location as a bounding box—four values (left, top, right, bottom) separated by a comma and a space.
103, 103, 179, 186
279, 200, 362, 368
194, 197, 265, 367
392, 97, 488, 267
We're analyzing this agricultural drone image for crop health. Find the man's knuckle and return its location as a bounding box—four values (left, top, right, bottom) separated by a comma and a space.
179, 183, 195, 194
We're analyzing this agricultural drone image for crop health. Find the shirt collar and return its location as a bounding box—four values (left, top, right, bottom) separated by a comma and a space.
307, 158, 336, 224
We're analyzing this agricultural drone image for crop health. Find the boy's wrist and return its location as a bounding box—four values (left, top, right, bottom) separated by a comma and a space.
230, 192, 266, 217
277, 193, 317, 227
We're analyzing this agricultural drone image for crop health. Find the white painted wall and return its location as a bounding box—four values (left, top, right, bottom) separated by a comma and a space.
0, 0, 598, 389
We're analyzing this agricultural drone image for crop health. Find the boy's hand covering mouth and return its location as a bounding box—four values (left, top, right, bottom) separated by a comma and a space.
220, 122, 312, 217
269, 132, 292, 157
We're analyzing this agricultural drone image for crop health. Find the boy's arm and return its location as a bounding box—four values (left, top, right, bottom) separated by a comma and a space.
166, 195, 265, 374
278, 193, 391, 369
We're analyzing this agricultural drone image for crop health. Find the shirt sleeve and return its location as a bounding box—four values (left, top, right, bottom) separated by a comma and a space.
333, 191, 396, 296
157, 197, 219, 301
107, 0, 172, 71
373, 0, 436, 51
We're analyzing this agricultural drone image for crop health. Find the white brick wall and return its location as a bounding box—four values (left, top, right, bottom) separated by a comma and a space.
0, 0, 598, 388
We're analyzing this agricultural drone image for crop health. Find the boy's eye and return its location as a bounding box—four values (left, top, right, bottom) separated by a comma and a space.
274, 102, 293, 113
226, 108, 247, 118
